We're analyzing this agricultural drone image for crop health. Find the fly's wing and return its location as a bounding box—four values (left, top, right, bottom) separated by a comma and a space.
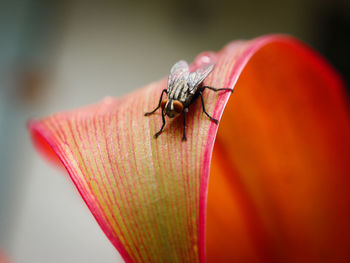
167, 60, 190, 92
187, 62, 215, 94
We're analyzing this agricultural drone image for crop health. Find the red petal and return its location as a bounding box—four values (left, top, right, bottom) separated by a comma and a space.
29, 35, 350, 262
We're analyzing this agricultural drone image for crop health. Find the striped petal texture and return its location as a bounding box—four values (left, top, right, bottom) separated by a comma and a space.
29, 35, 350, 263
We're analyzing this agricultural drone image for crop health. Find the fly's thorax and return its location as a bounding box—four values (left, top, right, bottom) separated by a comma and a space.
169, 80, 191, 102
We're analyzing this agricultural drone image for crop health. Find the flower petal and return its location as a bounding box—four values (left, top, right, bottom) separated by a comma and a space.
29, 35, 350, 262
207, 38, 350, 263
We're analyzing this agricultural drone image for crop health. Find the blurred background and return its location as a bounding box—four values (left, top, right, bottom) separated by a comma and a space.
0, 0, 349, 262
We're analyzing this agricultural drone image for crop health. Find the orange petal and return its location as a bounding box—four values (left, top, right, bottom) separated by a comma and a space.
208, 38, 350, 263
28, 35, 350, 262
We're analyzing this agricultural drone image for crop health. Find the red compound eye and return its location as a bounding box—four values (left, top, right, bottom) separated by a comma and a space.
161, 99, 167, 109
173, 100, 183, 113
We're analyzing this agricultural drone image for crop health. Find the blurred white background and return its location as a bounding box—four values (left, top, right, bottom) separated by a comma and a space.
0, 0, 348, 262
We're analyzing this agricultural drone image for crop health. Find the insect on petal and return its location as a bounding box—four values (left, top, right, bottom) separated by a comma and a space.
28, 35, 350, 263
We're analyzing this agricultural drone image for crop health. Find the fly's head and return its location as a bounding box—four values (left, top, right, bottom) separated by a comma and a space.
161, 99, 183, 118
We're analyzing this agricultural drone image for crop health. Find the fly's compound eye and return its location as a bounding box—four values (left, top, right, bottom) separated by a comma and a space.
173, 100, 183, 113
161, 99, 167, 110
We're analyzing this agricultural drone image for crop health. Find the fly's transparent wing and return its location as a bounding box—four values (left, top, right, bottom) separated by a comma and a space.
168, 60, 190, 92
188, 62, 215, 94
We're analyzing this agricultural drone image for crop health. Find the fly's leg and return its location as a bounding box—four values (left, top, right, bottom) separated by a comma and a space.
201, 86, 233, 93
197, 85, 232, 124
182, 108, 188, 141
154, 108, 166, 138
199, 91, 218, 124
145, 89, 168, 116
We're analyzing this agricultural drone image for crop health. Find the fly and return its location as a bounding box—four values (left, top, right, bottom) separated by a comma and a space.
144, 60, 233, 141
